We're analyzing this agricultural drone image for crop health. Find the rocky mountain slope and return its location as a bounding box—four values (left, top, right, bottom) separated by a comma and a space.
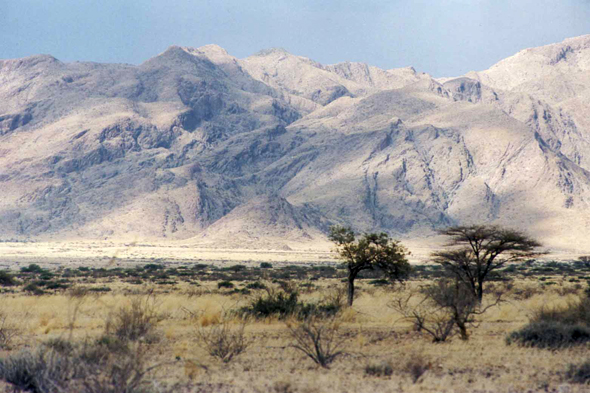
2, 36, 590, 252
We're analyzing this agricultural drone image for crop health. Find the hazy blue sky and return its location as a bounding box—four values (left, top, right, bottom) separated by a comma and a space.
1, 0, 590, 77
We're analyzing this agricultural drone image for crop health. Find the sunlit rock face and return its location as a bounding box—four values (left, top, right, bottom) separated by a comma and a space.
2, 36, 590, 251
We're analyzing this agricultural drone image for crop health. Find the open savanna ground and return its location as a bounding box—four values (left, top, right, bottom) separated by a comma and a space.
2, 260, 590, 392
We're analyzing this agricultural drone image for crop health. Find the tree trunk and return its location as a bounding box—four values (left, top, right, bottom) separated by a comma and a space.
476, 281, 484, 303
347, 275, 356, 306
457, 321, 469, 340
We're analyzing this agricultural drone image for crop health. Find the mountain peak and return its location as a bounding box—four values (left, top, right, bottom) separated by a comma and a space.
196, 44, 229, 56
252, 47, 292, 57
0, 54, 61, 70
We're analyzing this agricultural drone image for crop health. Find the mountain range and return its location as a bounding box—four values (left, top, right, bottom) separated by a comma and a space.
2, 35, 590, 252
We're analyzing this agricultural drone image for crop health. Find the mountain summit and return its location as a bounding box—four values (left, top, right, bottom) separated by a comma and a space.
2, 37, 590, 251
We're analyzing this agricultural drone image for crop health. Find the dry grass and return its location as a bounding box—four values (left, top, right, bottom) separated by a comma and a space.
1, 277, 590, 392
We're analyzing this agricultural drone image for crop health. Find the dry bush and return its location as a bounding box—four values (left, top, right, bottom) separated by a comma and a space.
425, 279, 491, 340
196, 318, 250, 363
319, 287, 347, 313
531, 296, 590, 326
391, 289, 457, 342
77, 344, 165, 393
66, 286, 89, 339
0, 338, 168, 393
0, 311, 21, 349
287, 317, 348, 369
391, 279, 500, 342
555, 283, 581, 297
185, 287, 207, 298
403, 353, 432, 383
0, 347, 75, 393
511, 285, 542, 300
105, 291, 161, 342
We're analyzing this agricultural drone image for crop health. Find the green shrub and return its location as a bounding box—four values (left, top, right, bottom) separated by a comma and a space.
143, 264, 164, 270
20, 264, 44, 274
224, 265, 246, 272
240, 288, 342, 320
260, 262, 273, 269
39, 273, 54, 281
0, 271, 16, 287
242, 290, 300, 319
23, 283, 45, 296
506, 321, 590, 349
246, 282, 266, 290
43, 281, 70, 290
217, 281, 234, 289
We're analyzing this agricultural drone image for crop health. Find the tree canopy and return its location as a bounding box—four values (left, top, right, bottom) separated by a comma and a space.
329, 226, 411, 306
433, 225, 542, 302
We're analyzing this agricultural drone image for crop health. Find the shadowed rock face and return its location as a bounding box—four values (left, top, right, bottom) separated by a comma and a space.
2, 38, 590, 251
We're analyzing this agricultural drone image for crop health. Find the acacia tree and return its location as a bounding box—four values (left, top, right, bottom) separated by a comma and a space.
329, 226, 411, 306
433, 225, 542, 302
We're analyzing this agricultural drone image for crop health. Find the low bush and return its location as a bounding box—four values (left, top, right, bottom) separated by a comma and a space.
88, 286, 112, 293
565, 358, 590, 384
42, 337, 76, 355
506, 321, 590, 349
143, 264, 164, 271
365, 361, 393, 377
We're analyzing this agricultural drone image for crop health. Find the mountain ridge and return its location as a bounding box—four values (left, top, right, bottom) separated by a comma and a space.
2, 36, 590, 252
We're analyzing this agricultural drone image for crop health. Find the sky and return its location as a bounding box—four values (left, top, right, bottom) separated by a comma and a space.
1, 0, 590, 77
